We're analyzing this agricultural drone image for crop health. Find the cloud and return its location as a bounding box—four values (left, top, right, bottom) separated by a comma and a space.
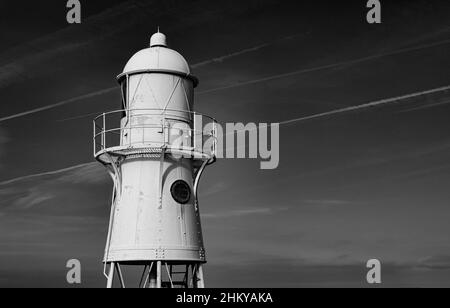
0, 162, 108, 213
6, 34, 450, 124
192, 33, 306, 69
418, 255, 450, 269
198, 39, 450, 95
12, 188, 54, 210
0, 128, 9, 167
0, 37, 292, 123
55, 163, 106, 185
279, 85, 450, 125
0, 0, 157, 88
397, 98, 450, 113
0, 0, 285, 92
203, 206, 288, 219
206, 257, 450, 287
0, 87, 117, 123
0, 162, 96, 186
303, 199, 363, 208
201, 181, 229, 197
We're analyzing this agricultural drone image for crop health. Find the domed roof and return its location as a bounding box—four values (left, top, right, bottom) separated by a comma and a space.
118, 32, 197, 86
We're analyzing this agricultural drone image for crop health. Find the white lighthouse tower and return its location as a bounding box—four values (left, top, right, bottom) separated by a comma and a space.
93, 32, 217, 288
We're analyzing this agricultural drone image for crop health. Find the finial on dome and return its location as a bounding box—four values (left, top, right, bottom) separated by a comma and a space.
150, 31, 167, 47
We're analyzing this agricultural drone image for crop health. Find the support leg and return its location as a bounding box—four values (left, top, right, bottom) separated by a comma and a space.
139, 265, 148, 288
149, 262, 157, 288
106, 262, 115, 288
115, 263, 126, 288
156, 261, 162, 288
195, 264, 205, 288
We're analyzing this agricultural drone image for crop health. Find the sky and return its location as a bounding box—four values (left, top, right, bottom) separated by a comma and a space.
1, 0, 450, 287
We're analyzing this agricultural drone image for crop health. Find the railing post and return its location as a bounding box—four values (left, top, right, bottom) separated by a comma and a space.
102, 113, 106, 150
213, 121, 217, 157
93, 120, 96, 156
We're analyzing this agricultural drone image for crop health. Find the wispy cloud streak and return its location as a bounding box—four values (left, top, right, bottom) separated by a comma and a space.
1, 37, 290, 123
397, 98, 450, 113
192, 33, 305, 69
0, 87, 117, 123
0, 162, 95, 186
280, 85, 450, 125
199, 38, 450, 95
3, 85, 450, 184
3, 37, 450, 123
0, 1, 153, 87
0, 129, 8, 164
203, 207, 289, 219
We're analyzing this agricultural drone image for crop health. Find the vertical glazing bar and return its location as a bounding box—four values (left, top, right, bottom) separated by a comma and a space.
128, 118, 133, 147
193, 113, 197, 154
164, 119, 169, 146
126, 75, 130, 114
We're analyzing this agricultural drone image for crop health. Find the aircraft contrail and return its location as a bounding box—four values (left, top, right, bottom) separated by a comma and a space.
58, 37, 450, 123
2, 37, 450, 123
192, 43, 271, 69
279, 85, 450, 125
4, 36, 300, 123
191, 33, 306, 69
56, 35, 306, 123
0, 87, 117, 123
0, 162, 95, 186
3, 85, 450, 186
199, 38, 450, 95
396, 98, 450, 113
0, 0, 158, 88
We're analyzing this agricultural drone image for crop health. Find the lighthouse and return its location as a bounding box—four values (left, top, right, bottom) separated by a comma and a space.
93, 32, 217, 288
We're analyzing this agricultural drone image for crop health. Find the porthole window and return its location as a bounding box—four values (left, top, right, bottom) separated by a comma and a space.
170, 180, 191, 204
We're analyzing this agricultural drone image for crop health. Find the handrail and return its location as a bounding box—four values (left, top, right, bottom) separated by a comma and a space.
93, 108, 218, 123
94, 126, 214, 139
93, 108, 218, 161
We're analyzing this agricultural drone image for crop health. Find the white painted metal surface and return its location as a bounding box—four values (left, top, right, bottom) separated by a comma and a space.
94, 32, 215, 288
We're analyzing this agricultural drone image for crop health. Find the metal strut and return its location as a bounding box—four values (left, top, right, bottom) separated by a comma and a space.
102, 153, 122, 278
193, 158, 215, 211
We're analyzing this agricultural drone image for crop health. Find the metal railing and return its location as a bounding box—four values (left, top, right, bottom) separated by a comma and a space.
93, 109, 218, 160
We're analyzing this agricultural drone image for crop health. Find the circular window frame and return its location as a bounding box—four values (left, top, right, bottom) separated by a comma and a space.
170, 180, 191, 204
